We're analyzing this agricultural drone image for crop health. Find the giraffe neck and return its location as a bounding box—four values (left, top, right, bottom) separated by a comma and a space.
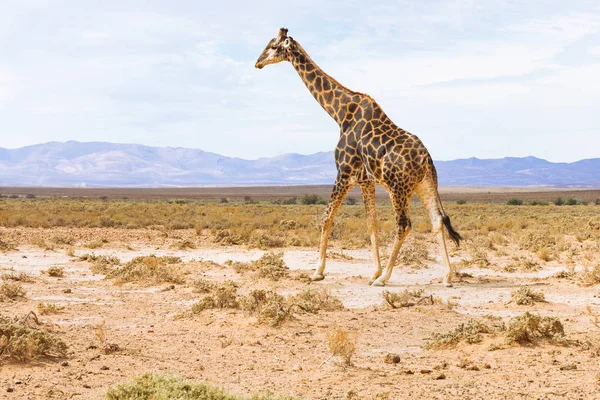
288, 43, 359, 126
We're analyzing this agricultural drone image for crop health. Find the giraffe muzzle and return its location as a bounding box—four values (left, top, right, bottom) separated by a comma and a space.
255, 61, 264, 69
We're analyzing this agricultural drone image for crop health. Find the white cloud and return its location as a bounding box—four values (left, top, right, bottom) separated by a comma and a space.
0, 1, 598, 162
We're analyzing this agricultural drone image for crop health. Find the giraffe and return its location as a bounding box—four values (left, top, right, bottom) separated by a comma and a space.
255, 28, 462, 287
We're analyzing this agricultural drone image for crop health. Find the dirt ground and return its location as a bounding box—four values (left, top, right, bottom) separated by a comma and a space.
1, 228, 600, 399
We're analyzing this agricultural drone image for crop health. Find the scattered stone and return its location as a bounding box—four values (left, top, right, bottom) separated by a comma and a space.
63, 288, 72, 294
484, 363, 491, 369
560, 364, 577, 371
83, 384, 91, 389
402, 370, 414, 375
420, 369, 432, 374
14, 380, 21, 385
384, 353, 401, 364
6, 387, 14, 393
61, 361, 69, 367
100, 366, 109, 371
434, 373, 446, 380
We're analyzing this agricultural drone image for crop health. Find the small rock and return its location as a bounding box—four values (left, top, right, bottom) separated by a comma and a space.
63, 288, 72, 294
100, 366, 109, 371
420, 369, 432, 374
434, 373, 446, 380
384, 353, 401, 364
6, 387, 14, 392
560, 364, 577, 371
61, 361, 69, 367
484, 363, 491, 369
402, 370, 414, 375
83, 384, 91, 389
22, 255, 27, 259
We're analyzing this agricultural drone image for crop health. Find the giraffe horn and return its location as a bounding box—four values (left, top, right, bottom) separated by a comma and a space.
277, 28, 288, 41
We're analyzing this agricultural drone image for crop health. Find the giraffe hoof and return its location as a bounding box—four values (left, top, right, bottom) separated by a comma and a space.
371, 279, 386, 287
442, 281, 454, 288
311, 274, 325, 282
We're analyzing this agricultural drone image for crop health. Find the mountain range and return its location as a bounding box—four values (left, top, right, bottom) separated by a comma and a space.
0, 141, 598, 187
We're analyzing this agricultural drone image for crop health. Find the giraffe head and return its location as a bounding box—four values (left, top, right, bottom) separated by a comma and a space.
255, 28, 293, 69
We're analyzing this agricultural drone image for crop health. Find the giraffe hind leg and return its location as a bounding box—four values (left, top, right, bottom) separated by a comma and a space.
372, 190, 411, 287
415, 178, 460, 287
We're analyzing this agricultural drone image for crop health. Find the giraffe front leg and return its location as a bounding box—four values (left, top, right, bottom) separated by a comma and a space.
312, 176, 353, 281
360, 181, 382, 284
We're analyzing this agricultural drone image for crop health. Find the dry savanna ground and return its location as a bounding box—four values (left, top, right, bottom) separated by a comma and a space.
0, 189, 599, 399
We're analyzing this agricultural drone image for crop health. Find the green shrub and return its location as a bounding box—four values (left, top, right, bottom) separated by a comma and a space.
106, 372, 296, 400
507, 198, 523, 206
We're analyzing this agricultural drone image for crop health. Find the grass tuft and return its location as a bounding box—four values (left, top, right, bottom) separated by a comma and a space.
326, 328, 357, 366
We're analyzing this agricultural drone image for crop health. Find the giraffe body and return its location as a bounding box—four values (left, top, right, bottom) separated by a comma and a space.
256, 28, 461, 286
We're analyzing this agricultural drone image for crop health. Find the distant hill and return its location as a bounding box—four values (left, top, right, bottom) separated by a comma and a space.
0, 141, 597, 187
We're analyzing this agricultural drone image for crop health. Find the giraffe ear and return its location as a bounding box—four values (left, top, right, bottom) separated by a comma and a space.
277, 28, 288, 42
281, 37, 291, 48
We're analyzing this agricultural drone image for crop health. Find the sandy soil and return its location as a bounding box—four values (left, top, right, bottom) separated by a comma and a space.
1, 232, 600, 399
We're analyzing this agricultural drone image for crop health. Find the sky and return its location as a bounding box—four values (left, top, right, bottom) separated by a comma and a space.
0, 0, 599, 162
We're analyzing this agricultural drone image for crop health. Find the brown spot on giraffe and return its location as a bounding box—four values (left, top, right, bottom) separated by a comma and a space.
255, 28, 462, 286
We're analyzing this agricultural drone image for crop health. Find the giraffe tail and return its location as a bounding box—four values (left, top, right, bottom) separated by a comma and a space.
442, 214, 462, 247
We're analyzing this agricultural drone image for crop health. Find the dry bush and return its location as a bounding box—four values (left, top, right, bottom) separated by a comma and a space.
229, 252, 289, 281
0, 313, 67, 361
248, 229, 285, 249
43, 266, 65, 277
397, 237, 431, 268
31, 237, 54, 250
511, 287, 546, 305
83, 238, 108, 249
424, 318, 505, 349
579, 265, 600, 287
170, 239, 196, 250
254, 251, 288, 280
213, 229, 245, 246
293, 288, 345, 313
1, 271, 35, 283
504, 312, 565, 344
106, 372, 297, 400
0, 281, 27, 301
51, 235, 75, 246
327, 328, 357, 366
190, 281, 240, 313
37, 302, 64, 315
504, 256, 540, 272
536, 247, 553, 262
79, 253, 121, 274
191, 278, 215, 293
0, 237, 16, 251
243, 290, 293, 327
381, 289, 439, 309
328, 251, 354, 260
94, 321, 121, 354
107, 255, 184, 285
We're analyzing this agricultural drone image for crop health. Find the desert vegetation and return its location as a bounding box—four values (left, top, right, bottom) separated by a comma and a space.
0, 189, 599, 399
